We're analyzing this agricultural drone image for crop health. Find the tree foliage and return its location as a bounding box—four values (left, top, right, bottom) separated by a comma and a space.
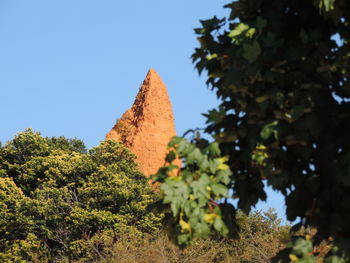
153, 0, 350, 261
91, 209, 288, 263
0, 129, 289, 262
0, 129, 160, 262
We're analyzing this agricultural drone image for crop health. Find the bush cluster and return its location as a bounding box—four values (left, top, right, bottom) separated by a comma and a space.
0, 129, 291, 262
0, 129, 160, 262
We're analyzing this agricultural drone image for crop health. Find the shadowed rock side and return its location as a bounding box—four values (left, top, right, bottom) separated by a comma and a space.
106, 69, 179, 176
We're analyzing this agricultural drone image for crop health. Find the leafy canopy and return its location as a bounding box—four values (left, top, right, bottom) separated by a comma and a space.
0, 129, 160, 262
153, 0, 350, 261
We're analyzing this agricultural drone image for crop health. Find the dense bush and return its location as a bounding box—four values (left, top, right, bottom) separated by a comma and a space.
69, 209, 289, 263
0, 129, 160, 262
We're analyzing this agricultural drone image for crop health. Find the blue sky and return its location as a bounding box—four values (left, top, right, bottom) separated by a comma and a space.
0, 0, 286, 221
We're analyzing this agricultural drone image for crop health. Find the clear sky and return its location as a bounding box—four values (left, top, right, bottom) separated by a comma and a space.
0, 0, 286, 221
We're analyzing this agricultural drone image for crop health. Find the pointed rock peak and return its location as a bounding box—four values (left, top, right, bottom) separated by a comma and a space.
147, 68, 158, 77
106, 69, 179, 176
146, 68, 159, 79
142, 68, 164, 87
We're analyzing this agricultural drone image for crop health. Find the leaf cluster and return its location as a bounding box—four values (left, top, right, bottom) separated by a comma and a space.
152, 136, 236, 245
154, 0, 350, 261
0, 129, 160, 262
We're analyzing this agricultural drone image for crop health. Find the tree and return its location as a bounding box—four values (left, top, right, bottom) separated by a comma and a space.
0, 129, 160, 262
153, 0, 350, 261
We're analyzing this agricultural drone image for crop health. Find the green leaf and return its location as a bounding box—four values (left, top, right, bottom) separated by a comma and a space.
255, 95, 269, 103
206, 53, 218, 60
242, 41, 261, 62
245, 28, 256, 38
213, 216, 229, 236
177, 139, 196, 156
168, 136, 183, 147
161, 180, 189, 216
191, 174, 210, 198
297, 256, 317, 263
198, 157, 209, 171
177, 233, 191, 245
260, 121, 278, 140
208, 159, 218, 174
192, 221, 210, 238
207, 142, 221, 157
204, 107, 226, 124
187, 148, 204, 164
319, 0, 336, 11
216, 170, 231, 185
292, 238, 313, 257
325, 255, 347, 263
228, 23, 249, 39
165, 151, 176, 163
211, 183, 228, 197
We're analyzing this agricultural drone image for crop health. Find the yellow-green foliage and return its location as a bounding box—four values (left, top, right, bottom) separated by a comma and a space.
68, 210, 289, 263
0, 129, 160, 262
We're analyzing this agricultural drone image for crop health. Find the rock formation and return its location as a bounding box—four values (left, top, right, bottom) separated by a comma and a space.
106, 69, 178, 176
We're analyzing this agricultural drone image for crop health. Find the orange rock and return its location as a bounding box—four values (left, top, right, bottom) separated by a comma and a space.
106, 69, 179, 176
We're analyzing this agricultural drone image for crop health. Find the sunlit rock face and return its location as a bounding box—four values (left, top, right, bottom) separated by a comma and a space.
106, 69, 179, 176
